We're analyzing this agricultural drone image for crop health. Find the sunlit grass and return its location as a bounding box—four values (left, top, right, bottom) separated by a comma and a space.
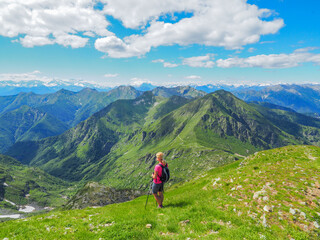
1, 145, 320, 239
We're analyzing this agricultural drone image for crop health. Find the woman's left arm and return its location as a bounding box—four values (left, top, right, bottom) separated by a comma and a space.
152, 170, 158, 179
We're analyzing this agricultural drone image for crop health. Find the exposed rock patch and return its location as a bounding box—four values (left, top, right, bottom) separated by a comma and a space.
64, 182, 143, 210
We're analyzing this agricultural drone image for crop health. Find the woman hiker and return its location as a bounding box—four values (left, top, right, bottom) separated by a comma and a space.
152, 152, 168, 208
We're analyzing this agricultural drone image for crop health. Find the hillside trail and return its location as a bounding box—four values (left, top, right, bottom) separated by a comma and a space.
305, 147, 318, 161
177, 135, 184, 142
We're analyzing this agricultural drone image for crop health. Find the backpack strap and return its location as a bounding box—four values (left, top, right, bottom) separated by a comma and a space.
157, 164, 164, 178
158, 163, 167, 168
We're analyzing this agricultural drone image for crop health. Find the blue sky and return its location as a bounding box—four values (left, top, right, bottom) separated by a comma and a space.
0, 0, 319, 87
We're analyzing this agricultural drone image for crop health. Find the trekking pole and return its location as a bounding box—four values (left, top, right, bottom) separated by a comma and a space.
145, 180, 153, 209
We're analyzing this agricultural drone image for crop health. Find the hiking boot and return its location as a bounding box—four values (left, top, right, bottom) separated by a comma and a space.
157, 205, 163, 208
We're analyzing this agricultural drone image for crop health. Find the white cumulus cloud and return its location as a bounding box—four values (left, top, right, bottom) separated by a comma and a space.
95, 36, 142, 58
96, 0, 284, 57
163, 62, 178, 68
0, 0, 284, 57
0, 70, 51, 82
152, 59, 178, 68
152, 59, 165, 63
185, 75, 201, 79
130, 77, 153, 86
0, 0, 112, 48
104, 73, 119, 78
182, 54, 215, 68
216, 50, 320, 69
294, 47, 319, 53
54, 34, 89, 48
101, 0, 196, 29
19, 36, 54, 48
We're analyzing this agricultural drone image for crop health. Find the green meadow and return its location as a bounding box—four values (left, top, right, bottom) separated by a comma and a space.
1, 145, 320, 239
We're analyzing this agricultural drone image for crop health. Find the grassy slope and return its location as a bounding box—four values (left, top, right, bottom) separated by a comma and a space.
250, 103, 320, 146
0, 105, 69, 152
152, 86, 206, 99
0, 154, 72, 208
89, 91, 307, 189
1, 145, 320, 239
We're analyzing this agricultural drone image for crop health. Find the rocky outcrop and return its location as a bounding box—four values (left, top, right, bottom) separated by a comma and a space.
64, 182, 143, 210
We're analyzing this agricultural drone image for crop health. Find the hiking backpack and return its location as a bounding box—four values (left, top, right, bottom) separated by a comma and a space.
159, 163, 170, 183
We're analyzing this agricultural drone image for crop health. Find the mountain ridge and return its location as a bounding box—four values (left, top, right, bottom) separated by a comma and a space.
234, 84, 320, 115
0, 105, 69, 152
7, 90, 320, 190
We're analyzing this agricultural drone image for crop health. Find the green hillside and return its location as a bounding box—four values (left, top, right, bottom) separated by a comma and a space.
0, 86, 143, 153
6, 91, 320, 191
0, 86, 143, 127
1, 145, 319, 239
0, 154, 72, 212
250, 102, 320, 146
152, 86, 206, 99
0, 86, 205, 153
0, 105, 68, 152
86, 90, 319, 189
6, 93, 190, 182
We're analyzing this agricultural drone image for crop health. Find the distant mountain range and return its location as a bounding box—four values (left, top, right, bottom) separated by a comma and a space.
0, 86, 205, 153
120, 83, 320, 116
0, 86, 141, 152
1, 83, 320, 155
1, 80, 319, 115
135, 83, 320, 116
233, 84, 320, 116
0, 80, 111, 96
0, 86, 141, 127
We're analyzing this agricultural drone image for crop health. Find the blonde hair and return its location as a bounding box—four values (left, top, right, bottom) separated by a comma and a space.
156, 152, 166, 165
